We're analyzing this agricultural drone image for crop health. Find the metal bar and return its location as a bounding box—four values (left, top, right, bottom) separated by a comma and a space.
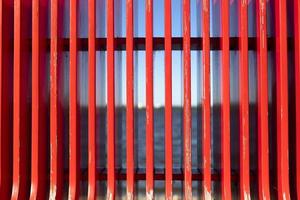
31, 0, 47, 198
238, 0, 250, 199
88, 0, 96, 198
65, 169, 248, 181
69, 0, 80, 198
165, 0, 172, 199
0, 0, 13, 198
256, 0, 270, 199
12, 0, 31, 199
19, 37, 294, 51
202, 0, 211, 198
220, 0, 231, 198
146, 0, 154, 199
126, 0, 134, 199
183, 0, 192, 199
295, 0, 300, 198
274, 0, 290, 198
50, 0, 63, 198
107, 0, 115, 198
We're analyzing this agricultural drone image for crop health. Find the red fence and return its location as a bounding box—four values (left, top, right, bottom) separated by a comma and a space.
0, 0, 300, 199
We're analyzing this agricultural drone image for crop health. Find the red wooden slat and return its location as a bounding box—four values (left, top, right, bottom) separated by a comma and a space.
69, 0, 80, 198
0, 0, 13, 198
126, 0, 134, 199
30, 0, 47, 198
165, 0, 172, 199
202, 0, 211, 198
274, 0, 290, 199
238, 0, 250, 199
12, 0, 31, 199
183, 0, 192, 199
294, 0, 300, 198
88, 0, 96, 199
220, 0, 231, 198
50, 0, 63, 198
256, 0, 270, 199
146, 0, 154, 199
107, 0, 115, 198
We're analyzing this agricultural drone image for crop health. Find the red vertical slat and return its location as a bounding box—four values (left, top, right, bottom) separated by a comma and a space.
30, 0, 47, 198
126, 0, 134, 199
183, 0, 192, 199
0, 0, 13, 198
69, 0, 80, 198
294, 0, 300, 198
256, 0, 270, 199
274, 0, 290, 199
50, 0, 63, 198
146, 0, 154, 199
88, 0, 96, 198
238, 0, 250, 199
220, 0, 231, 198
202, 0, 211, 198
12, 0, 31, 199
165, 0, 172, 199
107, 0, 115, 198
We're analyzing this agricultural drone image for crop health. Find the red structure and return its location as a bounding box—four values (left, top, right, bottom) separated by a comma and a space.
0, 0, 298, 199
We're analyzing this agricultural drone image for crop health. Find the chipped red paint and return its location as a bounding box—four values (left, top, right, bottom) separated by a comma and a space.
126, 0, 135, 199
274, 0, 290, 198
202, 0, 211, 198
238, 0, 250, 199
0, 0, 298, 199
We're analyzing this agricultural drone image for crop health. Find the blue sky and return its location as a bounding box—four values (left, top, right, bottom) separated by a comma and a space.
57, 0, 283, 107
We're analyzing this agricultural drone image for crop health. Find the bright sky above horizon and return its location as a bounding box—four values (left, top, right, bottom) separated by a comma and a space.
57, 0, 292, 107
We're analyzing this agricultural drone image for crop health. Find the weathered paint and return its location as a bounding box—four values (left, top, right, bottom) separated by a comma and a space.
256, 0, 271, 199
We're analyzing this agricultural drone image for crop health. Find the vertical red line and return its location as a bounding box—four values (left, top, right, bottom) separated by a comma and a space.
165, 0, 172, 199
126, 0, 134, 199
146, 0, 154, 199
256, 0, 270, 199
30, 0, 47, 198
202, 0, 211, 198
0, 0, 13, 198
220, 0, 231, 197
238, 0, 250, 199
12, 0, 31, 199
69, 0, 80, 198
183, 0, 192, 199
274, 0, 290, 199
50, 0, 63, 198
88, 0, 96, 199
294, 0, 300, 198
107, 0, 115, 199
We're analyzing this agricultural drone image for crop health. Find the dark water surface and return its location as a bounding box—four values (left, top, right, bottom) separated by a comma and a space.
59, 104, 278, 199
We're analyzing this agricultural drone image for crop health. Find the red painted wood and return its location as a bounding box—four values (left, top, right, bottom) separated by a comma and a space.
12, 0, 31, 199
50, 0, 63, 199
238, 0, 250, 199
107, 0, 115, 199
256, 0, 271, 199
69, 0, 80, 198
165, 0, 173, 199
88, 0, 96, 199
274, 0, 290, 199
183, 0, 192, 199
146, 0, 154, 199
126, 0, 134, 199
202, 0, 211, 198
220, 0, 231, 198
30, 0, 48, 199
0, 0, 13, 199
